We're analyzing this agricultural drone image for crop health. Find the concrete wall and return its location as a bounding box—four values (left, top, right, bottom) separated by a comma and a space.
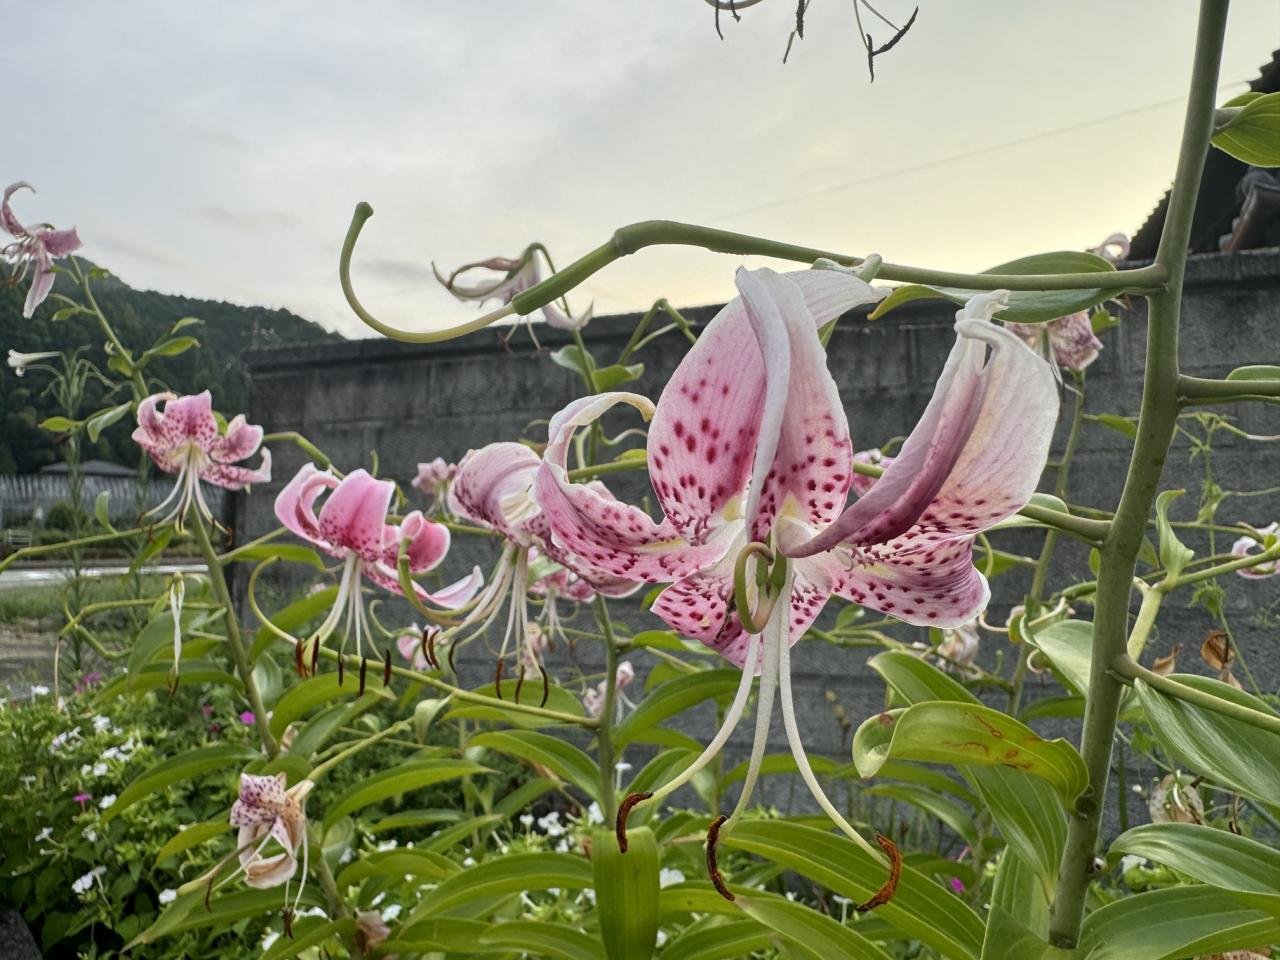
241, 250, 1280, 822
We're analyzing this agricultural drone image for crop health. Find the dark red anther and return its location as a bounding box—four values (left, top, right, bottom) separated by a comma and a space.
382, 648, 392, 687
358, 657, 368, 696
707, 815, 734, 901
513, 665, 526, 705
856, 834, 903, 913
494, 657, 505, 700
447, 634, 458, 674
615, 792, 653, 853
294, 641, 307, 678
538, 663, 549, 709
337, 655, 344, 686
309, 640, 319, 675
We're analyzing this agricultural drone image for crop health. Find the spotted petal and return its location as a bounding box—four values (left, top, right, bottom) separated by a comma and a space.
448, 442, 542, 543
535, 392, 733, 583
788, 291, 1058, 556
210, 414, 265, 464
230, 772, 288, 827
202, 450, 271, 491
0, 181, 30, 237
274, 463, 341, 554
317, 469, 395, 562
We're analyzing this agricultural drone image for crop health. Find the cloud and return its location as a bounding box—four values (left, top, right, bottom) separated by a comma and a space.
183, 204, 303, 232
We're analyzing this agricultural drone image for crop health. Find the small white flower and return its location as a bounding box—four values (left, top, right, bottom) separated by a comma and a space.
1119, 855, 1148, 873
91, 715, 112, 733
98, 794, 116, 810
300, 906, 326, 918
101, 747, 122, 761
158, 888, 177, 905
370, 892, 386, 907
49, 727, 81, 752
19, 775, 35, 787
586, 802, 604, 825
613, 762, 632, 774
554, 838, 569, 852
339, 848, 354, 864
656, 930, 669, 947
375, 839, 398, 852
581, 888, 596, 905
519, 814, 534, 828
72, 866, 105, 895
784, 890, 797, 901
462, 856, 476, 867
383, 903, 402, 921
82, 827, 97, 843
34, 827, 53, 843
659, 867, 686, 888
261, 931, 280, 952
30, 684, 50, 696
7, 350, 60, 376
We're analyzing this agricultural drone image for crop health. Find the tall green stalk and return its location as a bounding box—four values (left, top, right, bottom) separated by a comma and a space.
593, 596, 621, 825
1048, 0, 1229, 946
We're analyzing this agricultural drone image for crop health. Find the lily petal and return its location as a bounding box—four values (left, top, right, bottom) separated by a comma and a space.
317, 469, 395, 562
274, 463, 341, 553
788, 291, 1058, 555
37, 225, 82, 258
448, 442, 542, 543
210, 414, 265, 464
204, 449, 271, 490
1, 181, 32, 237
393, 511, 451, 574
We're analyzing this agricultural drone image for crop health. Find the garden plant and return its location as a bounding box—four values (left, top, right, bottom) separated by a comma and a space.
5, 2, 1280, 958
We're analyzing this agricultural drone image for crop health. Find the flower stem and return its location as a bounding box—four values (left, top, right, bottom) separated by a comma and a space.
1048, 0, 1228, 946
1112, 654, 1280, 737
191, 517, 279, 758
594, 596, 621, 825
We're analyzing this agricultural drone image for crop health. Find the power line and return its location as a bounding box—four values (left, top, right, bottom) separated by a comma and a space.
706, 79, 1250, 223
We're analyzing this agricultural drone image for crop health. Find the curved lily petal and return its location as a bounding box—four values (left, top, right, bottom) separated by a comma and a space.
274, 463, 341, 553
535, 392, 734, 582
365, 561, 484, 608
204, 449, 271, 490
393, 510, 452, 574
38, 225, 83, 257
449, 442, 542, 543
1, 181, 32, 236
317, 469, 395, 562
787, 291, 1058, 556
211, 414, 266, 464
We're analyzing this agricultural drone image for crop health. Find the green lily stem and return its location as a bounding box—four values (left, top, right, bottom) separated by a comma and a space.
1178, 374, 1280, 404
1124, 584, 1165, 661
341, 206, 1169, 344
618, 298, 699, 364
191, 518, 279, 758
311, 836, 363, 959
1048, 0, 1228, 947
0, 526, 148, 573
309, 720, 411, 782
261, 432, 333, 470
1011, 377, 1088, 714
593, 595, 621, 825
1162, 542, 1280, 586
69, 258, 149, 400
217, 529, 285, 564
1111, 654, 1280, 737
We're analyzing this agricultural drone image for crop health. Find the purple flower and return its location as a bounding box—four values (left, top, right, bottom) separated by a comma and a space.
950, 877, 966, 894
73, 792, 92, 808
238, 710, 256, 725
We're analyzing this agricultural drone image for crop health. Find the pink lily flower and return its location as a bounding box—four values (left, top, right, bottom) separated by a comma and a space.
228, 772, 313, 921
274, 464, 482, 666
850, 447, 894, 497
536, 267, 1057, 864
133, 391, 272, 531
1231, 522, 1278, 579
441, 441, 638, 692
434, 245, 592, 332
582, 661, 635, 718
412, 457, 457, 507
1, 182, 82, 318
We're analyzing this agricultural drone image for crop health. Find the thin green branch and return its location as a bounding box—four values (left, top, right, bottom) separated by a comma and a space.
1178, 374, 1280, 405
1113, 655, 1280, 738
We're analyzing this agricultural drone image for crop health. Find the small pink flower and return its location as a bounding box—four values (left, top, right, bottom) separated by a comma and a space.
582, 661, 635, 717
133, 391, 271, 530
1, 182, 82, 318
275, 464, 481, 661
950, 877, 965, 894
412, 457, 457, 504
73, 671, 103, 693
238, 710, 256, 725
230, 773, 312, 892
200, 702, 214, 718
1007, 311, 1103, 373
73, 792, 92, 808
1231, 522, 1278, 579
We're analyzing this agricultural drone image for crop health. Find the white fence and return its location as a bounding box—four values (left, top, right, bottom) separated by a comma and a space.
0, 473, 226, 528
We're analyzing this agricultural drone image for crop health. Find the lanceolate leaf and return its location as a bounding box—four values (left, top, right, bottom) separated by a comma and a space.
475, 920, 604, 960
1109, 822, 1280, 919
736, 892, 895, 960
412, 852, 594, 919
106, 743, 259, 821
1212, 91, 1280, 166
269, 672, 392, 737
721, 820, 985, 960
322, 759, 489, 828
250, 586, 338, 660
1134, 675, 1280, 807
1079, 885, 1280, 960
613, 669, 742, 747
853, 701, 1088, 807
468, 730, 601, 802
1025, 619, 1094, 697
661, 917, 774, 960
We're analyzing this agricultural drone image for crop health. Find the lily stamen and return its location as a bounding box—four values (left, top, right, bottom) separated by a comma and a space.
706, 815, 734, 901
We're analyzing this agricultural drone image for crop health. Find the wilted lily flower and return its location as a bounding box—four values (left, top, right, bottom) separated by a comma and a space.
1, 182, 83, 318
1007, 310, 1103, 373
582, 661, 635, 718
355, 910, 392, 952
537, 267, 1057, 894
442, 442, 638, 699
434, 244, 592, 332
275, 464, 481, 669
134, 392, 272, 532
6, 348, 60, 377
227, 772, 313, 923
1231, 521, 1278, 579
936, 618, 980, 678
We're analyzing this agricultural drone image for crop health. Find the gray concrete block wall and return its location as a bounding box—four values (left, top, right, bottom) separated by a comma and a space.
240, 250, 1280, 827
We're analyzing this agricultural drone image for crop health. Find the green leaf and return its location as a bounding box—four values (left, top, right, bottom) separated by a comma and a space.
39, 416, 78, 433
420, 813, 503, 853
1079, 885, 1280, 960
550, 344, 595, 379
989, 850, 1052, 944
661, 917, 774, 960
335, 848, 458, 889
85, 402, 133, 442
1212, 91, 1280, 166
146, 335, 200, 358
412, 852, 593, 919
413, 697, 449, 742
494, 777, 559, 818
864, 783, 979, 850
593, 825, 659, 960
153, 819, 228, 865
475, 920, 605, 960
446, 679, 587, 728
1134, 675, 1280, 807
867, 650, 978, 705
723, 820, 984, 959
1109, 822, 1280, 919
1226, 364, 1280, 381
591, 361, 645, 392
269, 672, 392, 737
853, 702, 1088, 806
1026, 620, 1094, 696
723, 752, 849, 785
224, 542, 326, 569
250, 586, 338, 660
130, 526, 173, 574
980, 904, 1074, 960
382, 919, 490, 955
1154, 490, 1193, 581
260, 917, 355, 960
168, 316, 203, 334
468, 730, 601, 802
128, 886, 325, 947
93, 490, 116, 532
322, 759, 488, 828
1090, 413, 1138, 439
870, 251, 1117, 325
369, 807, 464, 834
736, 892, 895, 960
614, 668, 742, 747
106, 743, 259, 821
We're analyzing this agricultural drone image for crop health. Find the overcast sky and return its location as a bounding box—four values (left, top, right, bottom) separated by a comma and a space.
12, 2, 1280, 337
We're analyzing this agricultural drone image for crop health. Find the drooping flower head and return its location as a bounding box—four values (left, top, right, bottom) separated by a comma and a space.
1231, 521, 1278, 579
1007, 310, 1103, 373
6, 349, 60, 377
582, 661, 635, 718
435, 244, 592, 332
412, 457, 457, 508
535, 266, 1057, 896
228, 772, 313, 922
439, 441, 638, 700
1, 182, 83, 318
274, 463, 481, 669
133, 391, 272, 531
